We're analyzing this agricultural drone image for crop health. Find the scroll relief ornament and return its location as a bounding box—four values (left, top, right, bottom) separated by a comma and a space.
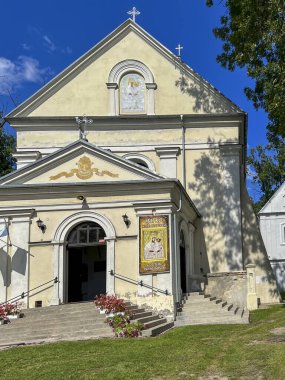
49, 156, 119, 180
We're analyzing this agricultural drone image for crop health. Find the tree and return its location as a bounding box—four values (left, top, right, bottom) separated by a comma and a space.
207, 0, 285, 211
0, 110, 16, 177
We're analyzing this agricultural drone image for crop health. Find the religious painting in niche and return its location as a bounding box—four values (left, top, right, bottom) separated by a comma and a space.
139, 215, 170, 274
120, 73, 145, 114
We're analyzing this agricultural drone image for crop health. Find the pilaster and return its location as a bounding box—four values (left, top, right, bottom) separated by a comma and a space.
155, 147, 180, 178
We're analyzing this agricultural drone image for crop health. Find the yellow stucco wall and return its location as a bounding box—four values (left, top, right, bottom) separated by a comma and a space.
28, 31, 232, 118
28, 245, 54, 307
25, 153, 147, 184
17, 126, 239, 150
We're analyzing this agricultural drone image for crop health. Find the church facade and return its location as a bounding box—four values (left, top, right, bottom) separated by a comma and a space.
0, 20, 279, 316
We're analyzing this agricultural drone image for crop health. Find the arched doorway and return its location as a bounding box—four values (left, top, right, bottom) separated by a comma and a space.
180, 231, 187, 294
67, 222, 107, 302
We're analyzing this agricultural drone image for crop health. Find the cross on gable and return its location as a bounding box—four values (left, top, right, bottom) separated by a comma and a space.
127, 7, 140, 22
175, 44, 183, 57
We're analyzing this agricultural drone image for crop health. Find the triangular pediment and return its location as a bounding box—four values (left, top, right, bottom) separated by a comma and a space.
259, 182, 285, 214
6, 20, 241, 119
0, 140, 163, 186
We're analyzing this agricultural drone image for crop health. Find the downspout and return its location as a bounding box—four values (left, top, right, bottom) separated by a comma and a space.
173, 189, 183, 316
181, 115, 186, 189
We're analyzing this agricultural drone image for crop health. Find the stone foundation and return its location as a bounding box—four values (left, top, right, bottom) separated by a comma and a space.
204, 271, 247, 309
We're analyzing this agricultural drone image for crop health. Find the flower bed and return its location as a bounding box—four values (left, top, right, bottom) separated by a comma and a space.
94, 294, 127, 314
94, 294, 144, 338
106, 314, 144, 338
0, 302, 23, 324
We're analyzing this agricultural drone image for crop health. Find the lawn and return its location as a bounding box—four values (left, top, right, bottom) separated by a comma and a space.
0, 305, 284, 380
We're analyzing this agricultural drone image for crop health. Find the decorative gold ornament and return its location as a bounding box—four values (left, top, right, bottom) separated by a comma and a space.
50, 156, 119, 180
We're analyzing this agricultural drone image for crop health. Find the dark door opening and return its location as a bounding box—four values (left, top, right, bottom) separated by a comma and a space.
180, 231, 187, 294
67, 222, 107, 302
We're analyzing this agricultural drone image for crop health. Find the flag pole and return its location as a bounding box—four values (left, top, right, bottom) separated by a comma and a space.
3, 218, 11, 303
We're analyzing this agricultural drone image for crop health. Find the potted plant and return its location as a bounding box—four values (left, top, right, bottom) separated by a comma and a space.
94, 294, 127, 316
1, 302, 23, 323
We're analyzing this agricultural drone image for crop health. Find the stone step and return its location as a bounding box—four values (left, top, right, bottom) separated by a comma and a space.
7, 315, 106, 326
177, 314, 246, 321
127, 308, 146, 315
23, 302, 95, 311
15, 314, 106, 323
125, 305, 140, 311
0, 300, 174, 345
0, 321, 109, 333
175, 292, 248, 326
0, 331, 114, 347
143, 321, 174, 337
175, 319, 248, 326
130, 311, 152, 319
22, 305, 99, 315
136, 315, 161, 324
143, 318, 167, 329
0, 327, 112, 340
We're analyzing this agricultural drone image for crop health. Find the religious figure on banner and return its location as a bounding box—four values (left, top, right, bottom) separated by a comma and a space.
144, 236, 164, 259
139, 215, 169, 274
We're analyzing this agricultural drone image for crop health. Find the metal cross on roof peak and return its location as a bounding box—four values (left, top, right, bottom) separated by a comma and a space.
127, 7, 140, 23
175, 44, 184, 57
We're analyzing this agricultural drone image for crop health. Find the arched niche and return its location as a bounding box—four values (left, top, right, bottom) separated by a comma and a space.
106, 60, 157, 115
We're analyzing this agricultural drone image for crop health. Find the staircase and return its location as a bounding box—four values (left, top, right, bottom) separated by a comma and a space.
0, 302, 113, 348
175, 292, 249, 326
0, 301, 174, 348
126, 304, 174, 337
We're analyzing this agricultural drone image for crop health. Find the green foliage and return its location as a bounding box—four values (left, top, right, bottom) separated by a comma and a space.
106, 314, 144, 338
247, 142, 285, 212
207, 0, 285, 210
0, 128, 16, 177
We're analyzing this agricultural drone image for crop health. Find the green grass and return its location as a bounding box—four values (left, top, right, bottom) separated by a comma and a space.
1, 305, 285, 380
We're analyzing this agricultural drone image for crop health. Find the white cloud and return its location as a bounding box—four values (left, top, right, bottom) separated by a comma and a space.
28, 27, 72, 55
43, 34, 72, 54
21, 43, 31, 51
62, 46, 72, 54
43, 35, 56, 52
0, 56, 52, 95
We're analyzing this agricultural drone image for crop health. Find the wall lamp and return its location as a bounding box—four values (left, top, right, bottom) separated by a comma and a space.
77, 195, 86, 201
36, 218, 46, 233
122, 214, 131, 228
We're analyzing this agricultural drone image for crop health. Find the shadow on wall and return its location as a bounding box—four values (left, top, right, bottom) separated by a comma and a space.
188, 145, 279, 301
194, 217, 210, 277
175, 74, 232, 113
0, 245, 28, 289
12, 247, 27, 276
189, 147, 243, 272
0, 246, 11, 287
242, 187, 280, 300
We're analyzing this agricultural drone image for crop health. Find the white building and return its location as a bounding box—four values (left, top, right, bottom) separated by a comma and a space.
259, 184, 285, 292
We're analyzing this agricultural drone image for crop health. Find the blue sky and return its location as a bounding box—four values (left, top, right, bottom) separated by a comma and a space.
0, 0, 266, 199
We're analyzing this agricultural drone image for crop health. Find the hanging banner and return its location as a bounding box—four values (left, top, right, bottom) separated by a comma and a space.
139, 215, 170, 274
